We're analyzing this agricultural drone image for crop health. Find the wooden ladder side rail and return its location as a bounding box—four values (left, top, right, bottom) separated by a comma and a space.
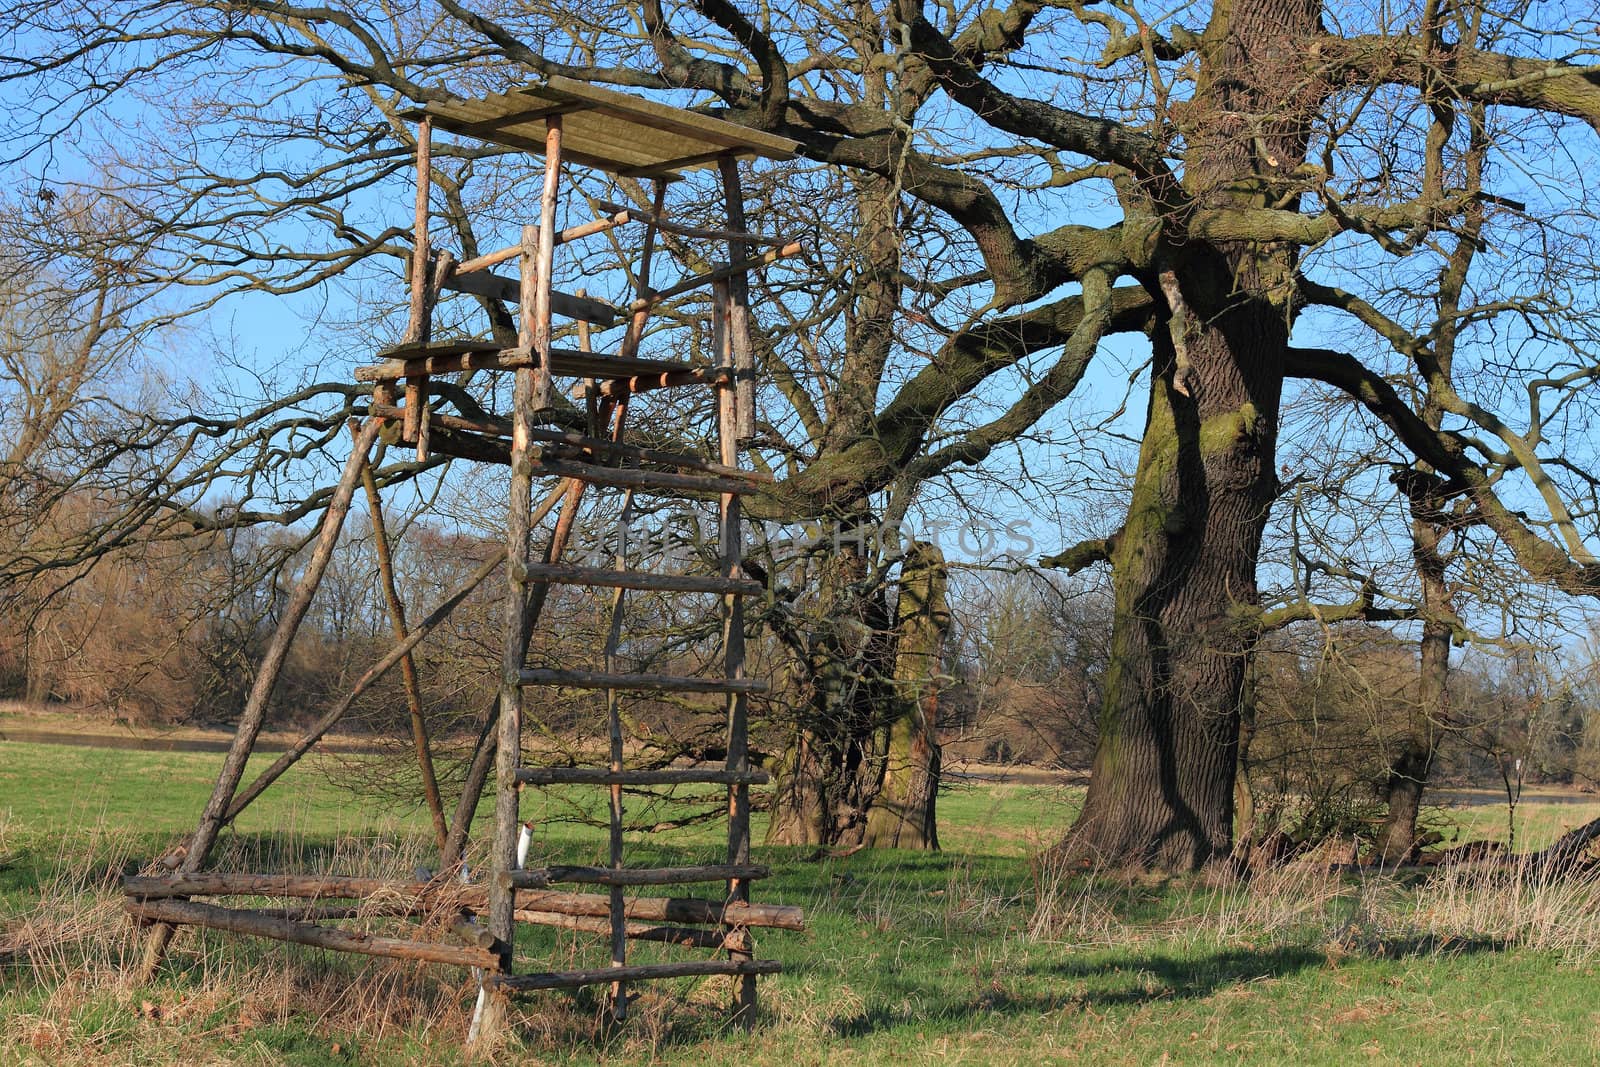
126, 898, 500, 971
602, 487, 637, 1019
594, 407, 639, 1022
489, 959, 781, 994
713, 272, 759, 1026
480, 122, 565, 1042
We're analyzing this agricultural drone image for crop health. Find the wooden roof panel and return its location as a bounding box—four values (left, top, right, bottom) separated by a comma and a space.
409, 76, 799, 176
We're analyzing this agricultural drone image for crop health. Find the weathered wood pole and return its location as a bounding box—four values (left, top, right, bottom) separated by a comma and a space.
223, 547, 504, 823
136, 417, 383, 980
349, 421, 449, 849
718, 157, 757, 441
712, 274, 757, 1027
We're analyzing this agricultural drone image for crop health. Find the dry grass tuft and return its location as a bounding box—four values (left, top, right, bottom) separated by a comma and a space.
1028, 849, 1600, 970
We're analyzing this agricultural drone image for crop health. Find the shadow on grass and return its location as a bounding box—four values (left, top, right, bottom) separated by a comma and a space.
824, 934, 1509, 1039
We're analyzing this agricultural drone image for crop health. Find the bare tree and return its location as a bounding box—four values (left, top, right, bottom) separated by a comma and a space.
7, 0, 1600, 874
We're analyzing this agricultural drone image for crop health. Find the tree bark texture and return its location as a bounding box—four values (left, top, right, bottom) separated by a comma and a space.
865, 542, 949, 850
1056, 0, 1320, 872
765, 534, 895, 847
1378, 479, 1453, 863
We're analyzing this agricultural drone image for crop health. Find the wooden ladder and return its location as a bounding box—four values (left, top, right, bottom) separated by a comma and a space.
441, 117, 792, 1027
480, 392, 778, 1022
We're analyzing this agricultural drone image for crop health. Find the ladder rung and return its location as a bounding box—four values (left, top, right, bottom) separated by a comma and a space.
527, 429, 774, 483
527, 457, 755, 496
364, 402, 769, 484
356, 341, 712, 384
500, 864, 769, 890
519, 668, 767, 694
490, 958, 782, 993
515, 767, 770, 787
523, 563, 762, 596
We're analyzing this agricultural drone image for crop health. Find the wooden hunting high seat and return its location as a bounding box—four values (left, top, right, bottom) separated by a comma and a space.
123, 76, 806, 1038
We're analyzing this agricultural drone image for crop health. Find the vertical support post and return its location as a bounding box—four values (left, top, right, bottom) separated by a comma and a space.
348, 421, 449, 850
138, 418, 384, 981
405, 117, 433, 459
529, 115, 562, 412
718, 157, 757, 442
602, 483, 636, 1023
576, 288, 599, 439
713, 275, 756, 1027
476, 348, 543, 1052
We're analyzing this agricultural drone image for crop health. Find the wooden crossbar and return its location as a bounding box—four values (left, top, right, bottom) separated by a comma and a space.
490, 958, 782, 993
515, 766, 770, 786
519, 668, 769, 694
124, 898, 500, 970
500, 864, 768, 891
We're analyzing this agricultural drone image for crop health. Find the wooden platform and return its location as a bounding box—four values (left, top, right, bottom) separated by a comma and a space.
401, 75, 799, 178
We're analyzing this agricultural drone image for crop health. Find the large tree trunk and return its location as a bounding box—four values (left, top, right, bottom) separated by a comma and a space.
1377, 486, 1453, 863
1054, 0, 1319, 872
765, 535, 894, 847
1057, 287, 1284, 871
865, 542, 949, 850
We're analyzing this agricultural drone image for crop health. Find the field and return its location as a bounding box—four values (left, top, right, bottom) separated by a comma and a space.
5, 740, 1600, 1065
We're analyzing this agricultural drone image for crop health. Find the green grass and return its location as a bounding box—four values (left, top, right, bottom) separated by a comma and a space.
4, 740, 1600, 1065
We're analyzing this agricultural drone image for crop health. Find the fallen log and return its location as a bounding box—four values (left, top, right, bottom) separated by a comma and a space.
122, 873, 805, 930
125, 898, 499, 970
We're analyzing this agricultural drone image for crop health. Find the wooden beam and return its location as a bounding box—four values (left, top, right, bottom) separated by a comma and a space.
515, 766, 769, 786
526, 456, 756, 496
454, 212, 632, 275
358, 343, 699, 383
442, 270, 618, 326
588, 200, 790, 248
500, 864, 769, 890
519, 668, 769, 695
513, 910, 748, 951
489, 958, 781, 993
349, 422, 447, 850
124, 874, 805, 930
137, 420, 383, 981
125, 898, 499, 970
520, 563, 763, 596
626, 242, 803, 315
